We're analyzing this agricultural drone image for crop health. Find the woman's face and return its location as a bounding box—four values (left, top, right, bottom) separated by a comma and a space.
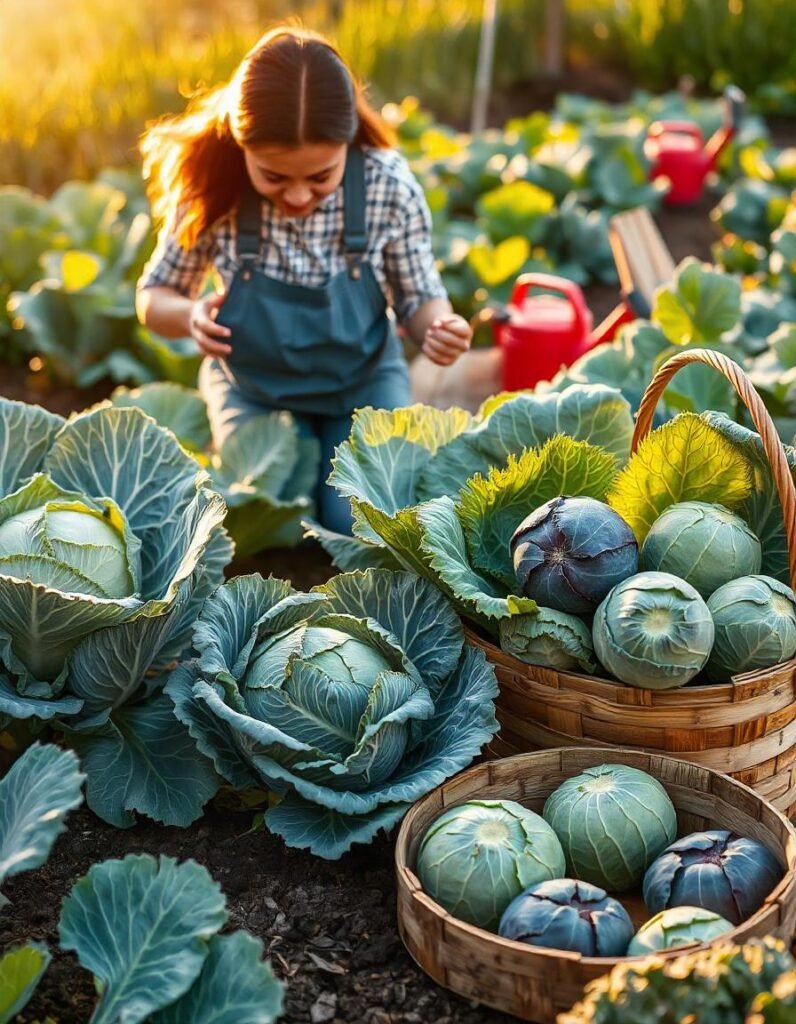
243, 141, 348, 218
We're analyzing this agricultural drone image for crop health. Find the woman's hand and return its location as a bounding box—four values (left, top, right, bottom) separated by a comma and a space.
421, 314, 472, 367
189, 291, 232, 357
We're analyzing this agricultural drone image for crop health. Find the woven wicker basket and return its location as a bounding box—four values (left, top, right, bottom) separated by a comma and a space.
395, 747, 796, 1023
471, 350, 796, 815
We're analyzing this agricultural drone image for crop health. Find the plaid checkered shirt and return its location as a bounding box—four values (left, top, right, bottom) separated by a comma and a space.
138, 146, 448, 322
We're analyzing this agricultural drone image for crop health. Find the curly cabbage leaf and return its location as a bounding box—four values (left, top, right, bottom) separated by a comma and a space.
608, 413, 755, 542
321, 387, 632, 629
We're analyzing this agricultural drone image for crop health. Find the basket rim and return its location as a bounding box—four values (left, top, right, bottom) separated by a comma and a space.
395, 746, 796, 970
463, 623, 796, 699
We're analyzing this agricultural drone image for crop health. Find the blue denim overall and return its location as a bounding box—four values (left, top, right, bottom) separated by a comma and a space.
200, 146, 411, 534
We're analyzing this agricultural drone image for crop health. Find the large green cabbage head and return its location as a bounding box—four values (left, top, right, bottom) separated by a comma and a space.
593, 572, 715, 689
167, 569, 499, 859
0, 397, 231, 827
706, 575, 796, 682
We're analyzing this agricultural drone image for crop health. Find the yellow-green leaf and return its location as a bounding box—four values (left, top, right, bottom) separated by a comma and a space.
60, 250, 102, 291
419, 128, 463, 160
353, 404, 474, 451
607, 413, 754, 543
0, 942, 50, 1023
467, 236, 530, 287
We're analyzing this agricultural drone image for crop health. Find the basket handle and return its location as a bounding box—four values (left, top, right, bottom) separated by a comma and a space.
632, 348, 796, 590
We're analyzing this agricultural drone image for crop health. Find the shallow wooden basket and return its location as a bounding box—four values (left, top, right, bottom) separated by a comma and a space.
472, 351, 796, 816
395, 748, 796, 1024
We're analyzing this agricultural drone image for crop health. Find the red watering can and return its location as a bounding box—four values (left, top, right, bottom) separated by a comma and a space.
645, 85, 745, 205
474, 273, 596, 391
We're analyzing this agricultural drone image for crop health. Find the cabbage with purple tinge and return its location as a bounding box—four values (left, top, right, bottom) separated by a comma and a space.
643, 830, 784, 925
511, 496, 638, 616
498, 878, 634, 956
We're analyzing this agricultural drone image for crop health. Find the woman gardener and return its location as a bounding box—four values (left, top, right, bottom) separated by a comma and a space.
135, 25, 472, 534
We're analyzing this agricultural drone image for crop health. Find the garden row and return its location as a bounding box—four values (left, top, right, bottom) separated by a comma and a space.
2, 89, 791, 385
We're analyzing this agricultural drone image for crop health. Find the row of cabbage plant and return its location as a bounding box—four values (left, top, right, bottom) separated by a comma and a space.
1, 89, 767, 386
547, 257, 796, 444
0, 396, 501, 862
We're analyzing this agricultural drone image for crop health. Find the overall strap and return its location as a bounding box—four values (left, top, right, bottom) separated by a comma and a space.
235, 188, 263, 264
342, 147, 368, 265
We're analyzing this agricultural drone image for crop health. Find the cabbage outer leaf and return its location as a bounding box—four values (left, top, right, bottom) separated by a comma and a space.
499, 609, 597, 673
0, 399, 64, 496
608, 413, 755, 542
416, 497, 537, 623
652, 257, 742, 345
59, 855, 228, 1024
265, 794, 411, 859
109, 382, 211, 452
0, 942, 51, 1024
64, 692, 219, 828
0, 743, 84, 887
303, 519, 402, 572
421, 384, 633, 498
151, 931, 283, 1024
457, 436, 619, 590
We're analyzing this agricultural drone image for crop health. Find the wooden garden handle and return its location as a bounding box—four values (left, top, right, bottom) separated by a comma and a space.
633, 348, 796, 589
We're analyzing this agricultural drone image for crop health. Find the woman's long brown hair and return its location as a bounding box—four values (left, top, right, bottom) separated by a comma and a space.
141, 26, 394, 248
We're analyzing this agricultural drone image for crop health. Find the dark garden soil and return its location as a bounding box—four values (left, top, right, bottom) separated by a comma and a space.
2, 91, 795, 1023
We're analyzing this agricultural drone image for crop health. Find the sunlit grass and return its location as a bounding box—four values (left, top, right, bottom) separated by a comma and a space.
569, 0, 796, 94
2, 0, 794, 193
0, 0, 541, 191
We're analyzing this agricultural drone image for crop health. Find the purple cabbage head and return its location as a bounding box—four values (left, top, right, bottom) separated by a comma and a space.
643, 830, 784, 925
510, 496, 638, 615
498, 878, 634, 956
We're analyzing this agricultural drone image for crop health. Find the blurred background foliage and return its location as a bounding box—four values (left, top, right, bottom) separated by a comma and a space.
2, 0, 795, 193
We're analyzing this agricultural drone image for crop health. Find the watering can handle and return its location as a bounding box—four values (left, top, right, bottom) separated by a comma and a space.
647, 120, 704, 141
509, 272, 591, 337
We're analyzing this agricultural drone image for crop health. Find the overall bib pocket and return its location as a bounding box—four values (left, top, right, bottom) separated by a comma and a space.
213, 147, 397, 415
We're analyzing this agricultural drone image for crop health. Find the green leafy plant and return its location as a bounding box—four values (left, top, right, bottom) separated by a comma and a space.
0, 397, 231, 827
2, 177, 201, 388
109, 383, 319, 554
558, 937, 796, 1024
0, 743, 85, 1020
59, 854, 283, 1024
312, 386, 634, 630
167, 569, 499, 859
